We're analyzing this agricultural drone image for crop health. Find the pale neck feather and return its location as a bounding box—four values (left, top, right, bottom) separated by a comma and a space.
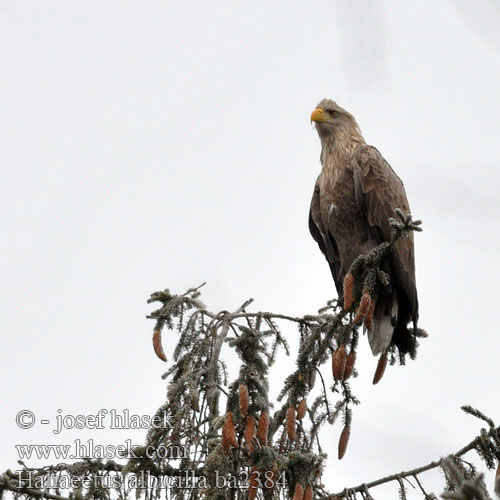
319, 129, 365, 187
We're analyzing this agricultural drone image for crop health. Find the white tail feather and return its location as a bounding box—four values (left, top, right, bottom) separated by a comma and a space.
368, 300, 398, 355
368, 317, 393, 355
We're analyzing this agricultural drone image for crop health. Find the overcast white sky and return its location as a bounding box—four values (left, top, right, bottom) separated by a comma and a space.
1, 1, 500, 498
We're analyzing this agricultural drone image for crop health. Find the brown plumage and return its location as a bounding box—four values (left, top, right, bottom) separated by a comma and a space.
309, 99, 418, 355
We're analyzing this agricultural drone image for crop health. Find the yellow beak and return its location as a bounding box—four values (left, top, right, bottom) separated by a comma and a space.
310, 108, 327, 123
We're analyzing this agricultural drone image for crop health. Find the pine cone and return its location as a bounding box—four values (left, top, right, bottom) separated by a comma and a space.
338, 424, 351, 460
293, 483, 304, 500
224, 411, 238, 448
221, 425, 231, 455
343, 273, 355, 311
297, 399, 307, 420
353, 292, 372, 324
239, 383, 249, 417
303, 485, 313, 500
343, 350, 356, 380
332, 344, 347, 381
286, 406, 297, 441
249, 466, 259, 500
364, 296, 376, 331
263, 465, 279, 497
373, 352, 388, 385
244, 415, 256, 453
152, 330, 167, 362
257, 411, 269, 445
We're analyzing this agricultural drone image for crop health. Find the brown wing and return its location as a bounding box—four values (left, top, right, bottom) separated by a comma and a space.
352, 145, 418, 324
309, 179, 342, 293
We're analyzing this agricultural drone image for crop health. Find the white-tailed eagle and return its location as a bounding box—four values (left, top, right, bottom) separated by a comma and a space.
309, 99, 418, 356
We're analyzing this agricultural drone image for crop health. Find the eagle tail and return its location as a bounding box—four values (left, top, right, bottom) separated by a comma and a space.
368, 298, 397, 356
367, 293, 418, 355
368, 316, 393, 356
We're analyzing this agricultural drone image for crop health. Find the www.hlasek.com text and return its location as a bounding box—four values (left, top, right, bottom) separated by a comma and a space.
15, 440, 187, 461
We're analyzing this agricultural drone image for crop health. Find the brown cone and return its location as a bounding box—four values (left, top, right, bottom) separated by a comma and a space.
332, 344, 347, 381
224, 411, 238, 448
343, 273, 355, 311
239, 383, 249, 417
249, 467, 259, 500
257, 411, 269, 445
263, 465, 279, 497
303, 485, 313, 500
373, 352, 388, 385
152, 330, 167, 362
293, 483, 304, 500
221, 425, 230, 455
244, 415, 256, 453
364, 296, 376, 331
343, 350, 356, 380
286, 406, 297, 441
338, 424, 351, 460
297, 399, 307, 420
353, 293, 372, 324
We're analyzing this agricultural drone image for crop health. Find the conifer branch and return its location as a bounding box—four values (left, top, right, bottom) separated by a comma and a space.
6, 216, 498, 500
331, 407, 500, 499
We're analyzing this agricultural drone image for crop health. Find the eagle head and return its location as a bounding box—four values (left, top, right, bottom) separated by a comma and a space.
311, 99, 364, 147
